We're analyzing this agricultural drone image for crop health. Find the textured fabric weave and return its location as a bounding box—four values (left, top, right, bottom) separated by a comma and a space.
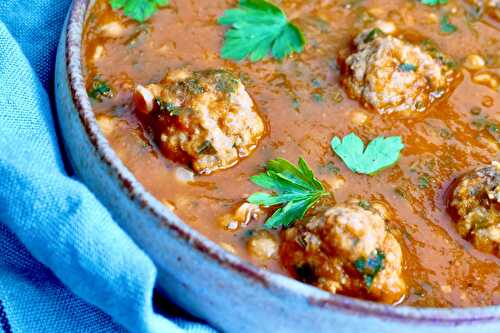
0, 1, 217, 332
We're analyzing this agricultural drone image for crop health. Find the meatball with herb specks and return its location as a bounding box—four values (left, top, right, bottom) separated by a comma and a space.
450, 162, 500, 256
134, 69, 265, 174
280, 199, 406, 304
341, 28, 457, 114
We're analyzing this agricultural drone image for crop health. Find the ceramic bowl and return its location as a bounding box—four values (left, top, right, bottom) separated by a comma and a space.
54, 0, 500, 331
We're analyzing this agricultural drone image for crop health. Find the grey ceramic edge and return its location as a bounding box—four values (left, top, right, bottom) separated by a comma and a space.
54, 1, 500, 332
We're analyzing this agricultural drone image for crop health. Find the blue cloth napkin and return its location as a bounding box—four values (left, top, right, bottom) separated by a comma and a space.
0, 1, 217, 332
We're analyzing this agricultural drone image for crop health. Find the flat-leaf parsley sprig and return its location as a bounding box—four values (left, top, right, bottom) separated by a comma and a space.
218, 0, 306, 62
110, 0, 169, 22
331, 133, 404, 175
248, 158, 328, 229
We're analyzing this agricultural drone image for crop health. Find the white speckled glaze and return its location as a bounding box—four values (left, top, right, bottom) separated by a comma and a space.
54, 1, 500, 332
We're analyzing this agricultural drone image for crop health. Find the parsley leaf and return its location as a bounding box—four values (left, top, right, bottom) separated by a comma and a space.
218, 0, 306, 62
440, 14, 458, 34
331, 133, 404, 175
109, 0, 169, 22
88, 78, 113, 101
363, 28, 384, 43
417, 175, 430, 189
248, 157, 328, 229
419, 0, 447, 5
354, 250, 385, 288
398, 63, 417, 72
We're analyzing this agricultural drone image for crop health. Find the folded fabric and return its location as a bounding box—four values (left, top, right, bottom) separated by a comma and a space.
0, 1, 216, 332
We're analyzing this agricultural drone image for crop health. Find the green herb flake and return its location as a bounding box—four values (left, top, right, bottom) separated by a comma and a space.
444, 59, 458, 69
488, 124, 498, 138
363, 28, 384, 43
184, 78, 205, 95
218, 0, 306, 62
417, 175, 430, 189
88, 79, 113, 101
156, 98, 183, 116
213, 71, 240, 94
398, 63, 417, 72
419, 0, 447, 6
109, 0, 169, 22
440, 14, 458, 34
420, 39, 456, 68
311, 79, 322, 88
247, 157, 329, 229
358, 200, 371, 210
354, 250, 385, 288
312, 92, 323, 102
242, 229, 255, 238
330, 132, 404, 175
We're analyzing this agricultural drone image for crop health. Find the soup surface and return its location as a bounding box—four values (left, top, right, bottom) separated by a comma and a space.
82, 0, 499, 307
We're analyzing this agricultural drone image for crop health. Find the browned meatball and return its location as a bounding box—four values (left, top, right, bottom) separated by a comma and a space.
450, 162, 500, 256
134, 69, 265, 174
341, 28, 457, 114
280, 199, 406, 304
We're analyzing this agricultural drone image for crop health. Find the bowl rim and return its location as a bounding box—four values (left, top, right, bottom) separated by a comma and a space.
64, 0, 500, 325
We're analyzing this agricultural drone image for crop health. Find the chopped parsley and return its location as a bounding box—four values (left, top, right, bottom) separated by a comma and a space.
311, 79, 322, 88
88, 79, 113, 101
330, 133, 404, 175
213, 71, 239, 94
419, 0, 447, 6
109, 0, 169, 22
471, 116, 500, 143
218, 0, 306, 62
248, 157, 329, 229
440, 14, 458, 34
363, 28, 384, 43
398, 63, 417, 72
312, 92, 323, 102
155, 98, 183, 116
417, 175, 430, 189
182, 77, 205, 95
420, 39, 457, 68
358, 200, 371, 210
354, 250, 385, 288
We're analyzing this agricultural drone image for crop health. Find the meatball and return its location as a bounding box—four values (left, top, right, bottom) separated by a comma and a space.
450, 162, 500, 256
280, 200, 406, 304
134, 69, 265, 174
341, 28, 457, 114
